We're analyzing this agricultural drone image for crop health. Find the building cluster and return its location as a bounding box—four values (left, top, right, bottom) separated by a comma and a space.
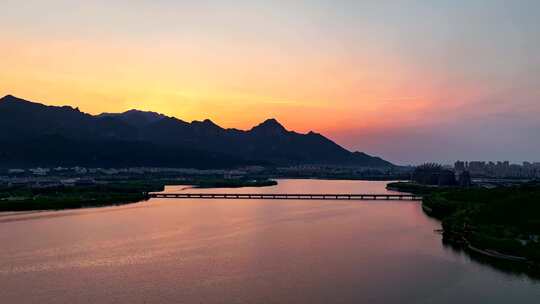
454, 161, 540, 179
0, 166, 269, 188
0, 164, 411, 188
5, 166, 258, 176
412, 163, 471, 187
276, 165, 411, 179
0, 176, 98, 188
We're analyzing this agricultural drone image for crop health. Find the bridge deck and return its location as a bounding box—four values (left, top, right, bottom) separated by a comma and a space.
148, 193, 422, 201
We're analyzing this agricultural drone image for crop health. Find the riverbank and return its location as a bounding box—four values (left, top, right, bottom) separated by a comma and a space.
429, 188, 540, 267
0, 182, 159, 212
392, 181, 540, 271
0, 178, 277, 211
386, 181, 450, 194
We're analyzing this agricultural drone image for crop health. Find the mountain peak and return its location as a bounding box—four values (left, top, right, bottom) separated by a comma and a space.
0, 95, 65, 111
98, 109, 166, 127
0, 95, 78, 112
1, 94, 24, 103
191, 118, 223, 131
122, 109, 163, 117
263, 118, 281, 125
251, 118, 287, 134
192, 118, 217, 125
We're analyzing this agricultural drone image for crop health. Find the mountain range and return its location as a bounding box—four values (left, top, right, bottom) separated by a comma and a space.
0, 95, 393, 169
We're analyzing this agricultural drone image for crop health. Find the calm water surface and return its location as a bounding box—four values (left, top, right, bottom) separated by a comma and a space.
0, 180, 538, 303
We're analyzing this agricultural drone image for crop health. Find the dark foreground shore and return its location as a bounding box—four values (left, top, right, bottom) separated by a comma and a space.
389, 181, 540, 273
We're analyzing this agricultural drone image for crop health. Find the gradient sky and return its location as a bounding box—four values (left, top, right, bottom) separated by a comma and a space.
1, 0, 539, 164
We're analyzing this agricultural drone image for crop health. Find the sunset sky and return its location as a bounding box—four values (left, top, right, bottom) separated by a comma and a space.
1, 1, 539, 164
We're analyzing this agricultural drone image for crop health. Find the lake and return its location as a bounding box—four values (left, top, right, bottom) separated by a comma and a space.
0, 179, 538, 303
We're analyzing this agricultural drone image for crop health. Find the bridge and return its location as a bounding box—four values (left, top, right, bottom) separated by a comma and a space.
147, 193, 422, 201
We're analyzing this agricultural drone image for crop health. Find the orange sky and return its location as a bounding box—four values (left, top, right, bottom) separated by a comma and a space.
0, 33, 434, 133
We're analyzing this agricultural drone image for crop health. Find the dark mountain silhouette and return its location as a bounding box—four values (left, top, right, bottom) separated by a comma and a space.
97, 110, 167, 128
0, 95, 393, 168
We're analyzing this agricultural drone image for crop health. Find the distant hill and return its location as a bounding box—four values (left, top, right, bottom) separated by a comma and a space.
0, 95, 393, 168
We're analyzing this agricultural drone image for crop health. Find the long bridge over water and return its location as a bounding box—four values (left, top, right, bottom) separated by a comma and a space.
148, 193, 422, 201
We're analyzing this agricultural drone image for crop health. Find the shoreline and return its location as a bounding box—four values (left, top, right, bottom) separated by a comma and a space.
389, 181, 540, 272
0, 178, 278, 212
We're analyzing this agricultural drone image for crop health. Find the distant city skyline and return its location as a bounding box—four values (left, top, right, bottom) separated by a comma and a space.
2, 1, 540, 164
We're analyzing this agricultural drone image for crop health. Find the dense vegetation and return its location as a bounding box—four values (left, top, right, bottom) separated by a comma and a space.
390, 181, 540, 268
386, 181, 444, 194
0, 178, 278, 211
0, 181, 170, 212
425, 185, 540, 263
